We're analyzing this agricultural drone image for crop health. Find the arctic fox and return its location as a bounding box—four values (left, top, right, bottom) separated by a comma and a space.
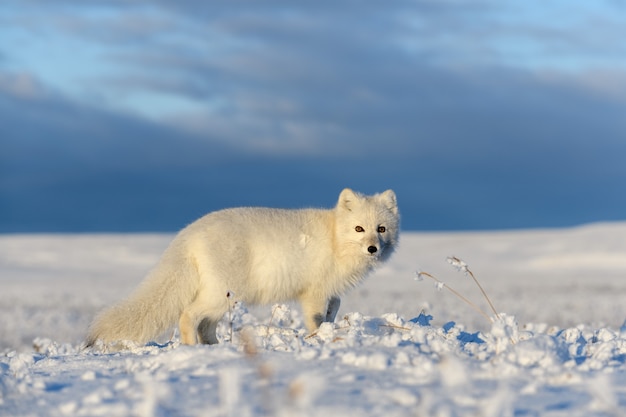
86, 188, 399, 346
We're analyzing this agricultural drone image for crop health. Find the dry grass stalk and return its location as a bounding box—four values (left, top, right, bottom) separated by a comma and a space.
226, 291, 234, 343
378, 324, 412, 331
416, 270, 492, 323
447, 256, 502, 321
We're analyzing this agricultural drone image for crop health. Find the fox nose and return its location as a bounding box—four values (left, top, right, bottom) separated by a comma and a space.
367, 246, 378, 254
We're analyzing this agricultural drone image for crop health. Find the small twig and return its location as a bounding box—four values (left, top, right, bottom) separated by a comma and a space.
378, 324, 412, 331
416, 271, 493, 323
304, 324, 351, 340
466, 268, 501, 322
266, 304, 283, 338
226, 291, 234, 343
447, 256, 501, 321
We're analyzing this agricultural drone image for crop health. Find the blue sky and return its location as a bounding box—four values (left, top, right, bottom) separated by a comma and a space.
2, 1, 626, 232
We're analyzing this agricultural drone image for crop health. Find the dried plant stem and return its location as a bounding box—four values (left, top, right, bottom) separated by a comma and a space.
379, 324, 412, 331
226, 291, 234, 343
445, 257, 515, 344
418, 271, 493, 323
266, 305, 279, 338
447, 256, 502, 322
304, 324, 351, 340
465, 268, 501, 322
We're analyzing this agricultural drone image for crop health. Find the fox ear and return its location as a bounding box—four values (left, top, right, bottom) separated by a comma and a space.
338, 188, 359, 212
379, 189, 398, 214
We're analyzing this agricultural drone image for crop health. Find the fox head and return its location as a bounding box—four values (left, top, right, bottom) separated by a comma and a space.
335, 188, 400, 263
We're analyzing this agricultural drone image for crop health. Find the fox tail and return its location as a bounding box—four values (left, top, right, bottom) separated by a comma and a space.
85, 255, 197, 347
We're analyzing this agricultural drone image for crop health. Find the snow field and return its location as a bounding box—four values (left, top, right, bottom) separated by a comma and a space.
1, 224, 626, 416
2, 305, 626, 416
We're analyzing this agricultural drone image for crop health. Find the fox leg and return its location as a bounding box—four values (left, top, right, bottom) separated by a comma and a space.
300, 292, 341, 332
197, 317, 219, 345
179, 292, 227, 345
326, 296, 341, 322
179, 309, 199, 345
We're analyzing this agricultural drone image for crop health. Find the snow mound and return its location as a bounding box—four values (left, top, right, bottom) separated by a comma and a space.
2, 304, 625, 416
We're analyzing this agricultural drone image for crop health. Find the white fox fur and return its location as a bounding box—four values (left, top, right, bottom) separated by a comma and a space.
86, 188, 399, 346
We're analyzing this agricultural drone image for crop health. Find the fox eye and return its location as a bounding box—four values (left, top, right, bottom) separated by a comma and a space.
355, 226, 364, 232
378, 226, 386, 233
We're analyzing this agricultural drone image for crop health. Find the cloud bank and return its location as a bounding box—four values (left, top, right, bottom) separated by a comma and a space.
1, 1, 626, 231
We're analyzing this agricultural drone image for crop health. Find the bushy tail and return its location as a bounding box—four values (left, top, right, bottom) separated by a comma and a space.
85, 255, 198, 347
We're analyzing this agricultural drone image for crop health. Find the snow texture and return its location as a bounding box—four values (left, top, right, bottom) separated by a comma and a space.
1, 223, 626, 416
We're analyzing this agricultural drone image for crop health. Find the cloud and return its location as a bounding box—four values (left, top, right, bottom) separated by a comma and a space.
2, 1, 626, 231
3, 66, 626, 232
0, 72, 48, 99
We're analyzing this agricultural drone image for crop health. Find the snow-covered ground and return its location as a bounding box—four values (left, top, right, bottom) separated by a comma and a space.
1, 223, 626, 416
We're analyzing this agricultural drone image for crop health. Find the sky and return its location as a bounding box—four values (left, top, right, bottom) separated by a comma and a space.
1, 1, 626, 232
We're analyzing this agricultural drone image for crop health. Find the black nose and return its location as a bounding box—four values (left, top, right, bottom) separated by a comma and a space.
367, 246, 378, 254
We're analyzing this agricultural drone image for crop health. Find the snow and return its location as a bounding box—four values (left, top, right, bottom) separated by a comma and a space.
1, 223, 626, 416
